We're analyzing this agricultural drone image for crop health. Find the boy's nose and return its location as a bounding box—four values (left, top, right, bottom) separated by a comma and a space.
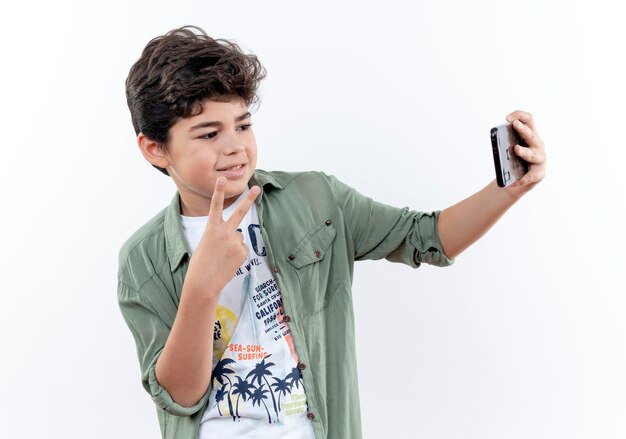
221, 136, 246, 155
223, 143, 245, 155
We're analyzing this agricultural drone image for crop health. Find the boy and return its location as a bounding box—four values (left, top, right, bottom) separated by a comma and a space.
118, 25, 546, 439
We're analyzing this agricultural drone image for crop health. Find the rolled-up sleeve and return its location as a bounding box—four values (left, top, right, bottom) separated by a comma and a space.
117, 278, 211, 416
326, 173, 454, 268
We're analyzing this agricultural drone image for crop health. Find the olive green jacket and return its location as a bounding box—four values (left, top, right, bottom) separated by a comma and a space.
117, 169, 454, 438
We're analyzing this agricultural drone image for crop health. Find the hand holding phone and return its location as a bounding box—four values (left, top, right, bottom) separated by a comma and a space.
490, 123, 529, 187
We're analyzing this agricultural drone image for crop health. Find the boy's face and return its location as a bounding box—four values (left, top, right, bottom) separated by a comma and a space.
143, 97, 257, 216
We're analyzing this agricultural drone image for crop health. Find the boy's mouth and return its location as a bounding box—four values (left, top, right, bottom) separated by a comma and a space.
216, 163, 248, 178
217, 163, 246, 171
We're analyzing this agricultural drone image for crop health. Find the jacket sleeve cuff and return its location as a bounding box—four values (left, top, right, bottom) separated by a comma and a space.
147, 357, 211, 417
409, 210, 455, 267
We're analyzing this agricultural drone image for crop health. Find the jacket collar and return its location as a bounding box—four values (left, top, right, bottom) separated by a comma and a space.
163, 169, 282, 272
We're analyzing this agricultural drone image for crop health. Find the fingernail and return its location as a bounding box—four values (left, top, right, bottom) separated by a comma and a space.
506, 114, 513, 122
217, 177, 226, 185
251, 186, 260, 194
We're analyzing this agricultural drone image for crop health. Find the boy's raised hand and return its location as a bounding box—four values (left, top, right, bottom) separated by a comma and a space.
183, 177, 261, 296
505, 110, 547, 199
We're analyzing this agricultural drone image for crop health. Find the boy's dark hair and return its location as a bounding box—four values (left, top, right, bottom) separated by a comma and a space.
125, 25, 266, 176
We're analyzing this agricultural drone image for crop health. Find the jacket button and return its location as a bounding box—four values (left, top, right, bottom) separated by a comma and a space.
288, 254, 295, 261
325, 219, 332, 226
306, 412, 315, 420
297, 362, 306, 370
314, 250, 321, 258
283, 315, 291, 323
273, 266, 280, 273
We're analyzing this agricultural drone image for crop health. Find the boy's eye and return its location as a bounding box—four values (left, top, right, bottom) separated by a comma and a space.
201, 132, 218, 139
199, 124, 252, 140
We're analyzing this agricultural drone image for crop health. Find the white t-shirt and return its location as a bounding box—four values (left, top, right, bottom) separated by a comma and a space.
180, 187, 316, 439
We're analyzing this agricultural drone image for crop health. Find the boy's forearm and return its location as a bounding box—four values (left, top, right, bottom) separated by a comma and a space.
155, 283, 220, 408
437, 179, 520, 259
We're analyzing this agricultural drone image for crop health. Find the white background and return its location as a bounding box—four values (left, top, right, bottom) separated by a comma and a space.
1, 0, 624, 438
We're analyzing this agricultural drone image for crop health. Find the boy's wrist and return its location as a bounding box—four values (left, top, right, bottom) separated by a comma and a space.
181, 281, 222, 303
489, 179, 523, 206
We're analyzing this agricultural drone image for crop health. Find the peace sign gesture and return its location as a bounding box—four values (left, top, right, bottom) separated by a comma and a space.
183, 177, 261, 296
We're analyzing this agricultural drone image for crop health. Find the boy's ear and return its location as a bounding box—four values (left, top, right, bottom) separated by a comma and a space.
137, 133, 170, 170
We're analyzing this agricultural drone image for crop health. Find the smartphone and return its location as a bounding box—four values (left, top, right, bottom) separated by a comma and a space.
490, 123, 529, 187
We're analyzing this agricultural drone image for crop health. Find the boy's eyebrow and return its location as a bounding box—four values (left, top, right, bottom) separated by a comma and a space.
189, 111, 251, 131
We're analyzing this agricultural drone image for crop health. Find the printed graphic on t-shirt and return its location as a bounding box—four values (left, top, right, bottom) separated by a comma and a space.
212, 304, 239, 362
179, 193, 314, 437
208, 233, 307, 424
211, 354, 307, 423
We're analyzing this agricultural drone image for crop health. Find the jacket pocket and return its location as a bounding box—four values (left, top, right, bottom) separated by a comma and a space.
286, 219, 339, 314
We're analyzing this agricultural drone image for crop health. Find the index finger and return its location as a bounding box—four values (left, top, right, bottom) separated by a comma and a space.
512, 119, 544, 151
208, 177, 226, 224
506, 110, 538, 134
226, 186, 261, 228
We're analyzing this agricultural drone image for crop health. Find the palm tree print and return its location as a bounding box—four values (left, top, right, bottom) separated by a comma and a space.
214, 387, 227, 416
245, 354, 280, 419
286, 366, 304, 390
271, 376, 292, 411
250, 383, 273, 424
212, 358, 236, 420
232, 376, 255, 420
